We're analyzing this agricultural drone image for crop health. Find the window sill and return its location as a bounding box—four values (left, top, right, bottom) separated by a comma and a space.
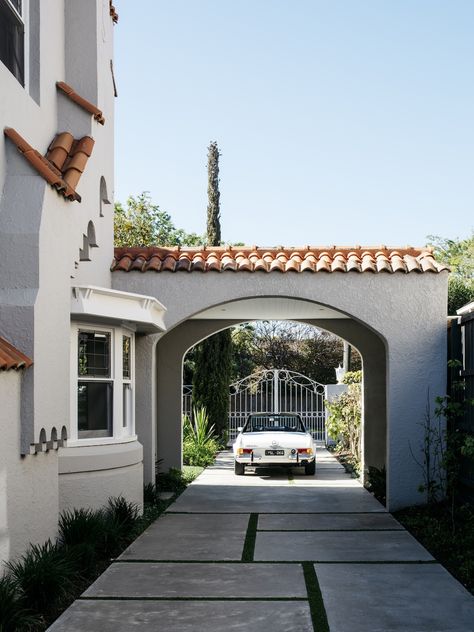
65, 434, 137, 448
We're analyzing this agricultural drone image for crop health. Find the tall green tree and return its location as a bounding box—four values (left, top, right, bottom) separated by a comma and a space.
114, 192, 202, 247
206, 141, 221, 246
427, 232, 474, 314
192, 332, 233, 437
192, 142, 232, 437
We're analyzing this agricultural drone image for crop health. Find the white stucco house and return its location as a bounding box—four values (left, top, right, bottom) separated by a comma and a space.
0, 0, 449, 568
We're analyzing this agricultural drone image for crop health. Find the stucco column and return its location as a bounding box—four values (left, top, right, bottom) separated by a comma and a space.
306, 319, 387, 475
385, 328, 447, 511
156, 320, 240, 471
135, 333, 160, 484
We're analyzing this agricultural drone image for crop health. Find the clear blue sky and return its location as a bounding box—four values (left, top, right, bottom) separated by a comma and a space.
114, 1, 473, 247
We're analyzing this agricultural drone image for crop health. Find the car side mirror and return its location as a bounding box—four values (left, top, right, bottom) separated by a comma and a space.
237, 427, 243, 432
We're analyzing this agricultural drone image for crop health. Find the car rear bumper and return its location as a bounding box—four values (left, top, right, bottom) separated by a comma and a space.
235, 454, 315, 466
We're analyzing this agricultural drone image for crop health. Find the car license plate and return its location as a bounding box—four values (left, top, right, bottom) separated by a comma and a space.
265, 449, 284, 456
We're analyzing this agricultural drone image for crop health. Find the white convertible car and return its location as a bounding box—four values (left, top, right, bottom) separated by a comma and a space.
233, 412, 316, 476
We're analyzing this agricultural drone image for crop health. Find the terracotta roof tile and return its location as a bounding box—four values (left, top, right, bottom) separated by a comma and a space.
109, 0, 119, 23
5, 128, 94, 202
56, 82, 105, 124
0, 337, 33, 371
112, 246, 448, 275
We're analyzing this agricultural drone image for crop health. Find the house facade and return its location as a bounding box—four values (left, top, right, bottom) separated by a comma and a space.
0, 0, 165, 565
0, 0, 449, 568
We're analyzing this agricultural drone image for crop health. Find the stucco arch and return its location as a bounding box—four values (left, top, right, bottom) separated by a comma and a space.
153, 298, 387, 497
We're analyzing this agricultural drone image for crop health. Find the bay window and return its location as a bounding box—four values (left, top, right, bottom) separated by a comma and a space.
72, 324, 135, 443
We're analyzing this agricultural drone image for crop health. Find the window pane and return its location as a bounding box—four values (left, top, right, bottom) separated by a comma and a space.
0, 1, 25, 85
78, 331, 111, 377
123, 336, 131, 379
78, 381, 113, 438
9, 0, 22, 14
123, 383, 132, 428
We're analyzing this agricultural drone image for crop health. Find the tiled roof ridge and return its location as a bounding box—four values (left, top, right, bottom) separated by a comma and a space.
109, 0, 119, 23
4, 127, 95, 202
113, 244, 434, 253
56, 82, 105, 125
0, 336, 33, 371
112, 245, 448, 274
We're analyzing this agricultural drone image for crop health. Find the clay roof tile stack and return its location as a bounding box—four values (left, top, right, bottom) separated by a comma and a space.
112, 246, 448, 275
0, 337, 33, 371
4, 127, 94, 202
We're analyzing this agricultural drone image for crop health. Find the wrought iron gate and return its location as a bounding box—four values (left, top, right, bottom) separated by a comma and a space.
228, 369, 326, 443
183, 369, 327, 443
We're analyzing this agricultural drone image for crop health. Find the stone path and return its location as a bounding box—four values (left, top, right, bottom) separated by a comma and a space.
49, 449, 474, 631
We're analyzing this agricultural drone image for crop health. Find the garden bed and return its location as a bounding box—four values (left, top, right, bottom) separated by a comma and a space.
1, 468, 201, 631
394, 501, 474, 595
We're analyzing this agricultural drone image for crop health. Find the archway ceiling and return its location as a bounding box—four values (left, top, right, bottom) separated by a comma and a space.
191, 297, 349, 321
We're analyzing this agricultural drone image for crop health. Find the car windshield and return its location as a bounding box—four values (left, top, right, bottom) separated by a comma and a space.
243, 413, 306, 433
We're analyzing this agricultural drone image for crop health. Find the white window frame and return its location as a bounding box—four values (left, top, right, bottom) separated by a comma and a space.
0, 0, 29, 89
70, 322, 136, 446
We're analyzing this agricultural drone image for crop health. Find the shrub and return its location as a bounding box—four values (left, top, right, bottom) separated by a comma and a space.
156, 468, 188, 494
365, 465, 386, 505
342, 370, 362, 384
326, 382, 361, 460
182, 406, 219, 467
0, 573, 42, 631
58, 508, 107, 574
6, 541, 78, 619
144, 482, 159, 504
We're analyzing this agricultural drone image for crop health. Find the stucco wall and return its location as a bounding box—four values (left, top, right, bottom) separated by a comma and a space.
0, 370, 58, 567
114, 270, 448, 510
58, 441, 144, 513
0, 0, 128, 563
0, 0, 116, 453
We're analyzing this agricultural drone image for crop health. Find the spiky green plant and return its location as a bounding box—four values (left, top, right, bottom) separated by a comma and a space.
0, 573, 42, 632
105, 497, 140, 550
183, 407, 219, 466
106, 496, 139, 532
6, 541, 78, 619
185, 407, 216, 447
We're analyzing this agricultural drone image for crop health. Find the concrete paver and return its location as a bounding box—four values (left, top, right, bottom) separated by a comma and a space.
49, 448, 474, 631
315, 563, 474, 632
83, 562, 307, 598
258, 512, 404, 530
120, 513, 249, 561
169, 483, 385, 513
48, 600, 314, 632
254, 530, 434, 561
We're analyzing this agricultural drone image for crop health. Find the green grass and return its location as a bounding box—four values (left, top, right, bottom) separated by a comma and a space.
242, 514, 258, 562
395, 501, 474, 595
302, 562, 330, 632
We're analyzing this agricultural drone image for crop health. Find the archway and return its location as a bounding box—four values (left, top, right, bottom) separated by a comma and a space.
113, 245, 447, 511
155, 297, 387, 498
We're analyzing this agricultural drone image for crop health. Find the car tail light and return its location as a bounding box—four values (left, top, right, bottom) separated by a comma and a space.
297, 448, 313, 455
237, 448, 253, 455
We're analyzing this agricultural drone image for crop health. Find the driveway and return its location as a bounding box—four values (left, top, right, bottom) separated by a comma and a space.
49, 449, 474, 631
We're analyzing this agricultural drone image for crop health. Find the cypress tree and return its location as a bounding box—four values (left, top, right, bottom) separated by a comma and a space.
192, 142, 232, 438
206, 141, 221, 246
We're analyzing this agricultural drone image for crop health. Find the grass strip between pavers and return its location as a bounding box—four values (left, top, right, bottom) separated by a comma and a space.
302, 562, 330, 632
241, 513, 259, 562
79, 596, 307, 602
114, 559, 439, 565
256, 528, 404, 532
166, 510, 389, 514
